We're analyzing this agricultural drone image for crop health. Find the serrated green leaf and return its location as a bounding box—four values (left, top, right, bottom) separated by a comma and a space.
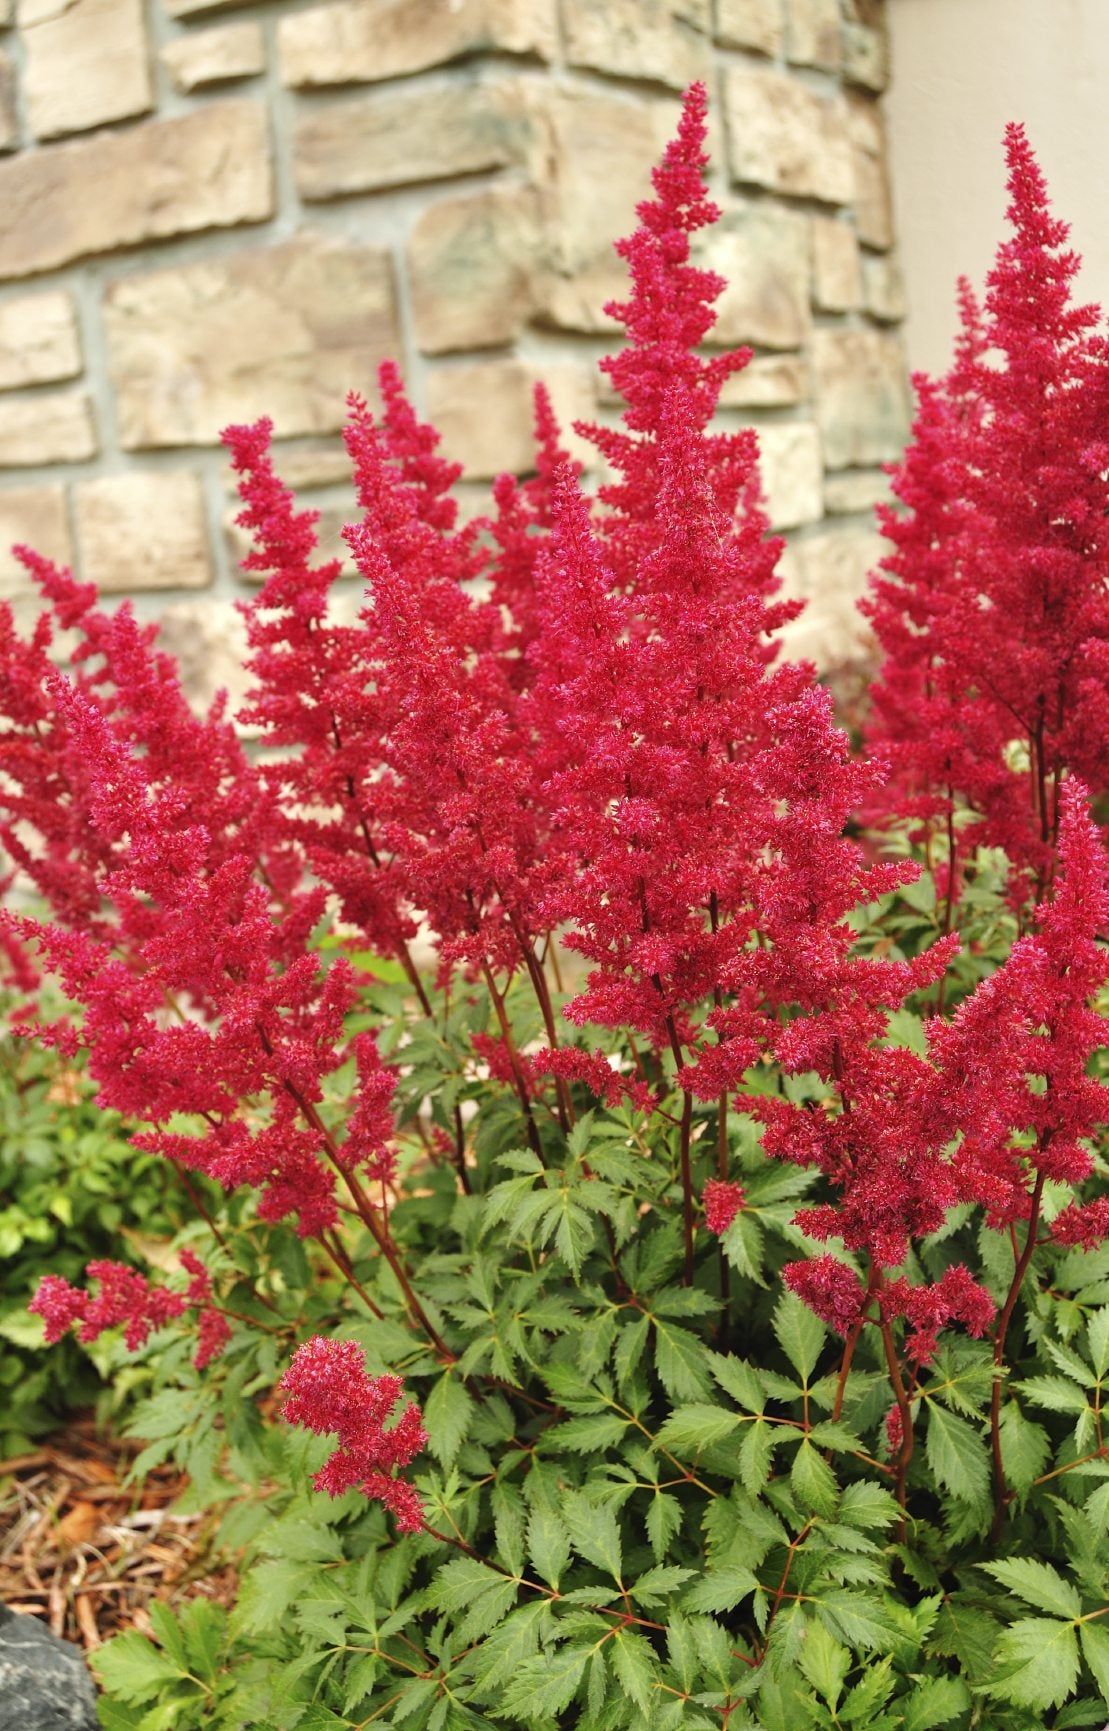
798, 1616, 849, 1707
815, 1591, 902, 1653
93, 1633, 185, 1704
706, 1351, 765, 1412
543, 1412, 629, 1453
773, 1292, 827, 1384
998, 1402, 1051, 1495
424, 1374, 474, 1467
1080, 1621, 1109, 1702
528, 1506, 570, 1589
925, 1402, 989, 1508
1088, 1309, 1109, 1380
901, 1675, 972, 1731
492, 1482, 526, 1577
630, 1564, 695, 1606
655, 1403, 740, 1454
1016, 1375, 1091, 1414
498, 1643, 589, 1720
654, 1321, 712, 1402
988, 1617, 1080, 1712
610, 1628, 656, 1712
982, 1558, 1081, 1619
563, 1491, 623, 1581
738, 1417, 776, 1497
647, 1489, 682, 1561
791, 1439, 838, 1515
683, 1564, 758, 1613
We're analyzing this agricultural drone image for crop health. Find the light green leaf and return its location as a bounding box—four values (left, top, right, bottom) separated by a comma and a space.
773, 1292, 826, 1384
543, 1412, 629, 1453
610, 1628, 656, 1712
93, 1633, 185, 1704
654, 1322, 712, 1402
656, 1404, 741, 1454
925, 1403, 989, 1508
563, 1492, 622, 1581
901, 1675, 972, 1731
798, 1617, 849, 1708
998, 1403, 1051, 1495
647, 1489, 682, 1561
791, 1439, 838, 1516
1081, 1621, 1109, 1702
988, 1617, 1080, 1711
981, 1558, 1081, 1619
683, 1564, 759, 1614
1015, 1375, 1091, 1414
630, 1564, 695, 1606
738, 1418, 776, 1497
498, 1644, 589, 1720
815, 1591, 901, 1653
706, 1352, 765, 1413
528, 1506, 570, 1589
424, 1374, 474, 1467
1088, 1308, 1109, 1380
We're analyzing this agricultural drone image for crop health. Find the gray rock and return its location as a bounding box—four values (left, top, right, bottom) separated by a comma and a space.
0, 1606, 98, 1730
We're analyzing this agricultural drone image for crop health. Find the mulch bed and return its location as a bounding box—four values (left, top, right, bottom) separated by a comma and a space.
0, 1414, 238, 1654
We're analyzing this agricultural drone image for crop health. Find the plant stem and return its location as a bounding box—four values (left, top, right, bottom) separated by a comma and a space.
990, 1168, 1047, 1540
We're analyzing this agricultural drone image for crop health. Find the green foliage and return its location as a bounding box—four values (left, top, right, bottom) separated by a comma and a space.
0, 1026, 186, 1451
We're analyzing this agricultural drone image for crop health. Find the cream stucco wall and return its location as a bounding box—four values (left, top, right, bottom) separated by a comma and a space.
888, 0, 1109, 377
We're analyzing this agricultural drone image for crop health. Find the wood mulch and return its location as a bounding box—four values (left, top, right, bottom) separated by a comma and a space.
0, 1414, 238, 1654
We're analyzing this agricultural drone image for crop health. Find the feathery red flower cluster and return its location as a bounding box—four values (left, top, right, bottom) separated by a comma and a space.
864, 124, 1109, 906
31, 1252, 229, 1370
280, 1337, 426, 1531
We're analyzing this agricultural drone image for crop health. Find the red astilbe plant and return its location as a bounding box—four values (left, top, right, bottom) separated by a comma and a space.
31, 1249, 231, 1371
864, 125, 1109, 914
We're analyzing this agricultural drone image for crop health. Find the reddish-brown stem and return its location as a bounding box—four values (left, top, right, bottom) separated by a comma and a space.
320, 1227, 385, 1320
990, 1168, 1047, 1540
452, 1104, 472, 1195
515, 930, 573, 1134
666, 1016, 695, 1287
877, 1301, 914, 1534
480, 961, 544, 1160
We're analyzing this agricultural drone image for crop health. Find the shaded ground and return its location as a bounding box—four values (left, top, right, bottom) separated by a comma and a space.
0, 1415, 236, 1653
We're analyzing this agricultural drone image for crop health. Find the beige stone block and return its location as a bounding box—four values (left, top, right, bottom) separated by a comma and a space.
824, 467, 889, 516
714, 0, 782, 55
253, 440, 350, 492
843, 20, 887, 91
162, 20, 264, 92
0, 482, 71, 597
862, 253, 905, 323
785, 0, 840, 69
778, 523, 881, 665
425, 360, 594, 479
0, 101, 272, 281
0, 51, 16, 152
563, 0, 710, 88
758, 422, 822, 530
0, 290, 81, 389
724, 68, 852, 205
279, 0, 555, 86
0, 389, 95, 465
295, 77, 536, 202
104, 237, 398, 449
704, 205, 810, 351
75, 470, 211, 591
718, 354, 806, 409
533, 89, 678, 332
157, 598, 249, 716
813, 327, 908, 470
849, 97, 894, 251
812, 216, 861, 312
409, 185, 539, 355
20, 0, 152, 141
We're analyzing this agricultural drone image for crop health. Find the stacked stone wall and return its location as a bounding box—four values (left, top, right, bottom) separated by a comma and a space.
0, 0, 905, 698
